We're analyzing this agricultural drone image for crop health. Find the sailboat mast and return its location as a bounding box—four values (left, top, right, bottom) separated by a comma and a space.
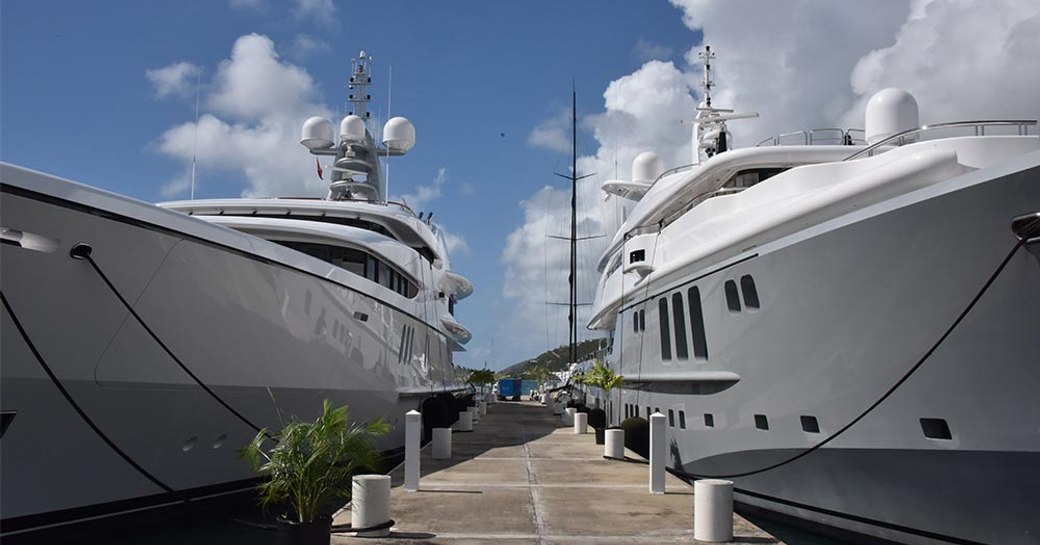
569, 88, 578, 368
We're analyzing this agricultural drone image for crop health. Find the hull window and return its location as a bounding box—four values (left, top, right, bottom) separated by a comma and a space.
740, 275, 760, 309
668, 409, 675, 427
658, 299, 672, 360
800, 415, 820, 434
678, 411, 687, 429
671, 293, 689, 360
704, 413, 714, 428
920, 418, 952, 440
724, 280, 741, 312
754, 414, 769, 430
687, 287, 708, 359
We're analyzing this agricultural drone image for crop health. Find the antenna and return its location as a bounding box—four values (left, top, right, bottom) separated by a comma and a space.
190, 69, 200, 200
686, 45, 758, 164
384, 65, 392, 202
698, 45, 715, 107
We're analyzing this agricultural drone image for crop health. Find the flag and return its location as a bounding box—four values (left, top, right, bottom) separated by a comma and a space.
316, 158, 323, 180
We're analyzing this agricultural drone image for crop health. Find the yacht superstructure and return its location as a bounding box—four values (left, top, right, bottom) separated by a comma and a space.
589, 46, 1040, 544
0, 50, 472, 536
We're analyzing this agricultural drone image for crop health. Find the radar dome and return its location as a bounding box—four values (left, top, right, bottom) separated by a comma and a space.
340, 115, 366, 142
865, 88, 919, 145
382, 117, 415, 152
301, 116, 334, 150
631, 152, 664, 183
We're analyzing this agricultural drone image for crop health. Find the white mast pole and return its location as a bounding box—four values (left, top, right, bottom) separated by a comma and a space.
190, 70, 201, 200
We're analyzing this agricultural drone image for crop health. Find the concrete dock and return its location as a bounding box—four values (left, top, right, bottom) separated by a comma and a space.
333, 401, 782, 544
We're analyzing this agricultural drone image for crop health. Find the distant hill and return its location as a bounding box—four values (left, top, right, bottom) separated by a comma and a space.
499, 338, 604, 377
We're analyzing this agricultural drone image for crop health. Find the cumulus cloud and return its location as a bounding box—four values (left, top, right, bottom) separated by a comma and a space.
146, 62, 201, 99
527, 107, 572, 154
503, 0, 1040, 362
398, 167, 447, 212
504, 59, 698, 352
153, 34, 332, 198
841, 0, 1040, 126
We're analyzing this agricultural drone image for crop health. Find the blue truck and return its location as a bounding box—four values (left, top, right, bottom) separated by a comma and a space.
497, 378, 537, 401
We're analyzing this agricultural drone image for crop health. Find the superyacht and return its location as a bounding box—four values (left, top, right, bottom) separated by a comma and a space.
0, 51, 472, 536
589, 46, 1039, 544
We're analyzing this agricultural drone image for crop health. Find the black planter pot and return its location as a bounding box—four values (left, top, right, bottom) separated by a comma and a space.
277, 515, 333, 545
594, 426, 605, 445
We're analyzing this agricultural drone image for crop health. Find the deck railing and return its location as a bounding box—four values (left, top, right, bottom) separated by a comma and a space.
844, 120, 1037, 161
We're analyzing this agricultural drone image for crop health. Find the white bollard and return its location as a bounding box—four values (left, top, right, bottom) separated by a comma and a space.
563, 407, 576, 425
457, 409, 473, 432
605, 428, 624, 459
352, 474, 391, 537
432, 427, 452, 459
694, 479, 734, 542
468, 405, 479, 424
480, 399, 488, 416
404, 410, 421, 492
573, 412, 588, 434
649, 412, 666, 495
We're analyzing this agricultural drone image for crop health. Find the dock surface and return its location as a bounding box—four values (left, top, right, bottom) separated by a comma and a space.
334, 400, 782, 544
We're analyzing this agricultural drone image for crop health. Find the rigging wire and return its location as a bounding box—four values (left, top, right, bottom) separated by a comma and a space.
681, 226, 1034, 479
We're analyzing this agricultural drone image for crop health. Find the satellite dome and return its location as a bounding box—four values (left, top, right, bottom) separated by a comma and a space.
632, 152, 664, 183
301, 117, 334, 150
865, 88, 919, 145
340, 115, 366, 143
382, 117, 415, 153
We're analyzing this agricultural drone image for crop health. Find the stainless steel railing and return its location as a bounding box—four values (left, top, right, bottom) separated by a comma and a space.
843, 120, 1037, 161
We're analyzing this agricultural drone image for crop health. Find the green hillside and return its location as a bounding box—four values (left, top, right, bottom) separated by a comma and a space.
499, 338, 604, 377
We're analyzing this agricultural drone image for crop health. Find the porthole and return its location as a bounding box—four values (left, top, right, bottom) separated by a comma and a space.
921, 418, 952, 440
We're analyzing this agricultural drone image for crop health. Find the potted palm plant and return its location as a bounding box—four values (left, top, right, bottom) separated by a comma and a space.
240, 400, 390, 545
585, 360, 623, 444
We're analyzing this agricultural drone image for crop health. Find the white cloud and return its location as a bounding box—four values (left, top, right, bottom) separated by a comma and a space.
398, 167, 447, 212
503, 0, 1040, 362
154, 34, 332, 198
842, 0, 1040, 127
527, 107, 572, 154
208, 34, 320, 121
294, 0, 335, 21
291, 34, 330, 58
146, 62, 201, 99
439, 228, 471, 258
459, 182, 476, 196
504, 59, 698, 355
631, 38, 674, 63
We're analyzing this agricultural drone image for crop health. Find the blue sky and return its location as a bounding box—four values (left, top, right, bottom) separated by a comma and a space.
4, 0, 1038, 369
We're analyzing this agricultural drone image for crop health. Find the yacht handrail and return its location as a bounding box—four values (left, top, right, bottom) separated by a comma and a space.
844, 120, 1037, 161
652, 163, 697, 184
628, 186, 748, 238
757, 128, 865, 147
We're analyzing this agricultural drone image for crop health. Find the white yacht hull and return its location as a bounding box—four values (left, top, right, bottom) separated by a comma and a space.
609, 153, 1040, 544
1, 167, 460, 535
